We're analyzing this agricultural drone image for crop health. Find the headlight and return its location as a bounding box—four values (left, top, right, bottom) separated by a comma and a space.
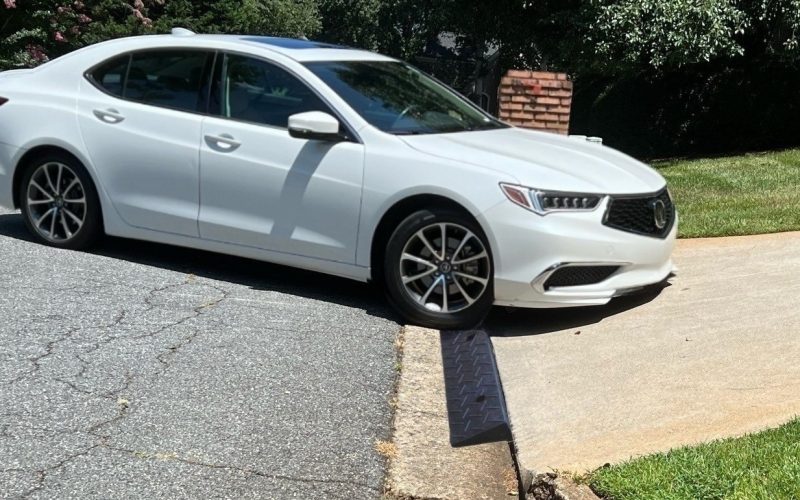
500, 183, 604, 215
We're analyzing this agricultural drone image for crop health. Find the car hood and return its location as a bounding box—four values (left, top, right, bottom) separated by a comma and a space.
399, 127, 666, 195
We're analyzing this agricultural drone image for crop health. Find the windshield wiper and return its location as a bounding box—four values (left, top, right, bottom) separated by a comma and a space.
391, 130, 427, 136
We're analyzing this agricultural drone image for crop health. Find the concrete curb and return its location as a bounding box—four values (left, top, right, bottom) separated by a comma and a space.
384, 326, 517, 499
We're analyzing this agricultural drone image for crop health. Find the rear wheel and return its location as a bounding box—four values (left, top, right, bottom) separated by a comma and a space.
384, 208, 493, 329
19, 153, 102, 250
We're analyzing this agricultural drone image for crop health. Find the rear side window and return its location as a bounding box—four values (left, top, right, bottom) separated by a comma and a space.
212, 53, 330, 128
88, 55, 130, 97
125, 50, 212, 112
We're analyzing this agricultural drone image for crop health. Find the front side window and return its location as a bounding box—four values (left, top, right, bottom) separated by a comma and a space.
304, 61, 507, 135
124, 50, 211, 112
213, 53, 330, 128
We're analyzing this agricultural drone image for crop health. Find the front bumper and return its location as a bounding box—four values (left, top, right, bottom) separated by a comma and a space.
481, 197, 677, 308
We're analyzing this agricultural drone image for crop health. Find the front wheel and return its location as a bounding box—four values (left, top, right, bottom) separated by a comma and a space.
384, 209, 494, 329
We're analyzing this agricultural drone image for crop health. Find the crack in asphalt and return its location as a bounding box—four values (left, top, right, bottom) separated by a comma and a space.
4, 305, 131, 388
18, 444, 102, 499
106, 446, 381, 493
5, 325, 79, 386
0, 215, 395, 499
2, 276, 236, 496
85, 371, 135, 440
148, 285, 230, 373
16, 276, 225, 391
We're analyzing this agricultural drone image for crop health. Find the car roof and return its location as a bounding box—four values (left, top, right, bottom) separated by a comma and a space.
152, 32, 396, 63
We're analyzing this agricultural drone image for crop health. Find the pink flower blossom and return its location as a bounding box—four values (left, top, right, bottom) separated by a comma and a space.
3, 0, 16, 8
26, 44, 48, 63
55, 32, 66, 42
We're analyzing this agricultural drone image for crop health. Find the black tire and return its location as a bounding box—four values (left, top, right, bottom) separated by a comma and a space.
19, 152, 103, 250
384, 208, 494, 329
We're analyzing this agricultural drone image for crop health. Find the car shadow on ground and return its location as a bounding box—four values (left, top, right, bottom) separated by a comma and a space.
0, 212, 399, 324
483, 280, 672, 337
0, 211, 671, 332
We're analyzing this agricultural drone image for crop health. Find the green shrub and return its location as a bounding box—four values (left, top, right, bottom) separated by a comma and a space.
0, 0, 320, 71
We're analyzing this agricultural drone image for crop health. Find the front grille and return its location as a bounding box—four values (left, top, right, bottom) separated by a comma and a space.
544, 265, 620, 289
603, 189, 675, 238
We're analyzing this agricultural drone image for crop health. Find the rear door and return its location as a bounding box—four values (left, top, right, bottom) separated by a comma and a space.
77, 49, 213, 236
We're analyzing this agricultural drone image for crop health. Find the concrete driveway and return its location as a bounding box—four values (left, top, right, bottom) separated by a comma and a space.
489, 232, 800, 476
0, 207, 399, 499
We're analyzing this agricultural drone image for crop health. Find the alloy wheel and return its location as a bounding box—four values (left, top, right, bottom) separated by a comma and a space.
25, 162, 87, 242
399, 222, 491, 313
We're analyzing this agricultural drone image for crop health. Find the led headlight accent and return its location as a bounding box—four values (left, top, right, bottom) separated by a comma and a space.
500, 183, 604, 215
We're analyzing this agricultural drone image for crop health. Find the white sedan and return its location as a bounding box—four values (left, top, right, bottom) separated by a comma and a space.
0, 29, 676, 329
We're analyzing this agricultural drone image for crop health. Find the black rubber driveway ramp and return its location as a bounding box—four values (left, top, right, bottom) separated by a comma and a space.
440, 330, 512, 448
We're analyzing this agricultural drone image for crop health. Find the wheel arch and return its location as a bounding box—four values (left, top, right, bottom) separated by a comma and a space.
12, 144, 93, 209
369, 193, 492, 284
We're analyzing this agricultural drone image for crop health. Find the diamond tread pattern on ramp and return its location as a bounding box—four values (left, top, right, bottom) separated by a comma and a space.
440, 330, 512, 447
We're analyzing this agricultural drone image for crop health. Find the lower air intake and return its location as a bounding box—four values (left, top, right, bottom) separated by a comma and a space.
544, 265, 620, 289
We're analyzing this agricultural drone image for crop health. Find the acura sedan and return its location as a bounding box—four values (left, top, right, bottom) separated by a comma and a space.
0, 29, 676, 329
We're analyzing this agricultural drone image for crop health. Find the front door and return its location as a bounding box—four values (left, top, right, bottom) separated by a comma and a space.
198, 53, 364, 263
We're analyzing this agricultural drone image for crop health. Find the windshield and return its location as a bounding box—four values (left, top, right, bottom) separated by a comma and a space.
304, 61, 507, 135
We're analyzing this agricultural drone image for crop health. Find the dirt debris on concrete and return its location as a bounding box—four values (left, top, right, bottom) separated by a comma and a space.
528, 473, 600, 500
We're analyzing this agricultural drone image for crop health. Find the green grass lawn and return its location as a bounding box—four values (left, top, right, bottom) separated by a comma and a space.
589, 419, 800, 500
655, 149, 800, 238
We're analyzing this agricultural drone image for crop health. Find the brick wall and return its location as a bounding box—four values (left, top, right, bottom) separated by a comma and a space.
498, 70, 573, 134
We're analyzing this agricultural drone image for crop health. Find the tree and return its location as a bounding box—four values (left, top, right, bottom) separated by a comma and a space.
519, 0, 800, 76
0, 0, 95, 68
318, 0, 445, 59
145, 0, 320, 38
317, 0, 380, 49
583, 0, 747, 73
1, 0, 321, 70
739, 0, 800, 63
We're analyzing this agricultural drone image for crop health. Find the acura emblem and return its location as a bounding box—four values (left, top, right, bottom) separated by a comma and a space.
652, 199, 667, 229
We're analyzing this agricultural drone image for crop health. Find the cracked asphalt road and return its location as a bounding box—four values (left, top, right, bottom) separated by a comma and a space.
0, 207, 400, 499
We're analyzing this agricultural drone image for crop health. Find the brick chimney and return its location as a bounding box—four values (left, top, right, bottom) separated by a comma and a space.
498, 70, 572, 134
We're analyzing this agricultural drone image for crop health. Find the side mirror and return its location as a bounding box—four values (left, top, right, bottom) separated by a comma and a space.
288, 111, 344, 141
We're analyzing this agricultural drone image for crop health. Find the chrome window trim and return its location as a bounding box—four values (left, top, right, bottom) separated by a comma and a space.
210, 49, 363, 143
82, 46, 363, 144
84, 47, 216, 116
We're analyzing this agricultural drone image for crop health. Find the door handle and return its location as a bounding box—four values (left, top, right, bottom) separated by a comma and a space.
93, 108, 125, 124
205, 133, 241, 152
